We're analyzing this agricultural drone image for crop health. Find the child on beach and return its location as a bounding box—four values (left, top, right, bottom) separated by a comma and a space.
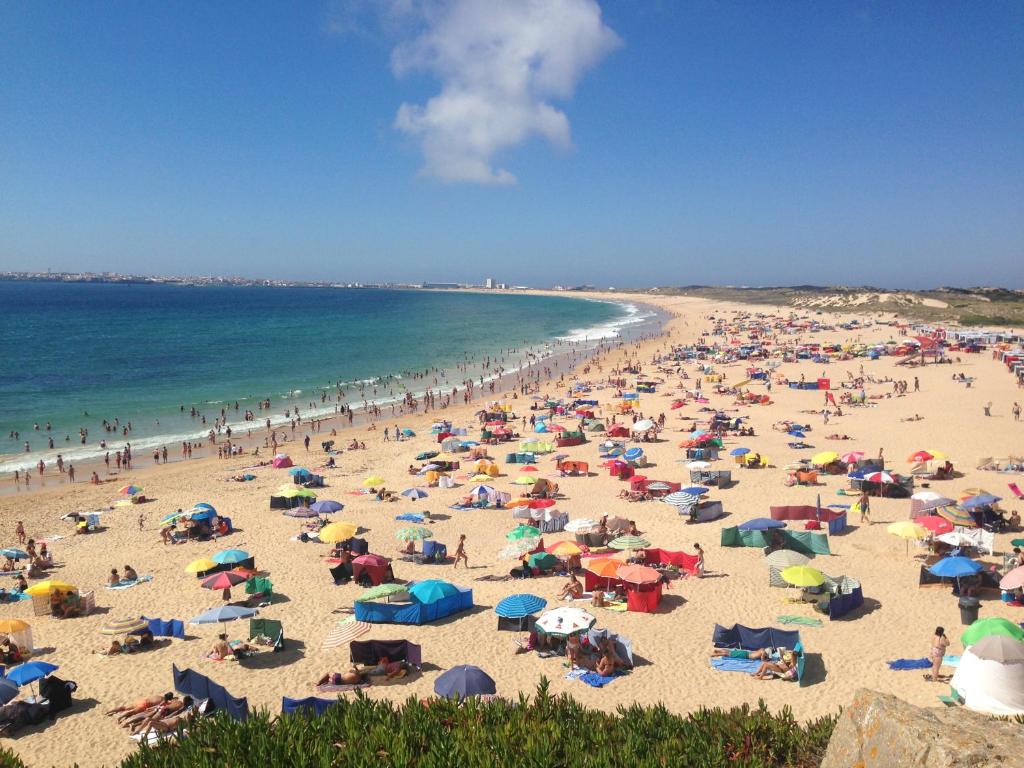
453, 534, 468, 569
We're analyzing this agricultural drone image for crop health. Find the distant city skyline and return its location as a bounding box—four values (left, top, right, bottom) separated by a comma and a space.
1, 1, 1022, 288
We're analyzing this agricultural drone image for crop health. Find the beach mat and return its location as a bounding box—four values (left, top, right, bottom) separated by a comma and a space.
579, 671, 624, 688
106, 575, 153, 590
710, 657, 761, 673
887, 655, 960, 670
777, 615, 823, 627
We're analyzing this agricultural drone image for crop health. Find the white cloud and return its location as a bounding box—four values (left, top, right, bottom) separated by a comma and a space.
389, 0, 620, 184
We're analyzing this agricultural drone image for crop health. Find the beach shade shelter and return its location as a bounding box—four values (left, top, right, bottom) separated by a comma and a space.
764, 549, 812, 568
434, 665, 496, 700
23, 580, 76, 597
349, 639, 422, 669
408, 579, 458, 604
737, 518, 786, 531
320, 522, 359, 543
396, 526, 433, 542
546, 541, 582, 557
118, 485, 143, 496
401, 488, 429, 500
535, 607, 596, 638
271, 454, 293, 468
185, 558, 219, 576
190, 605, 257, 625
712, 624, 806, 685
172, 666, 249, 721
212, 549, 251, 566
1000, 566, 1024, 591
0, 680, 19, 706
309, 500, 344, 514
951, 639, 1024, 716
961, 494, 1001, 510
99, 617, 150, 636
6, 661, 58, 696
527, 552, 557, 571
563, 518, 598, 533
507, 525, 541, 541
356, 583, 408, 603
354, 583, 472, 626
780, 566, 825, 587
910, 492, 956, 517
811, 451, 839, 466
495, 593, 547, 630
352, 554, 393, 586
362, 476, 385, 488
917, 515, 954, 535
962, 618, 1024, 647
608, 535, 651, 551
585, 628, 634, 667
937, 505, 978, 528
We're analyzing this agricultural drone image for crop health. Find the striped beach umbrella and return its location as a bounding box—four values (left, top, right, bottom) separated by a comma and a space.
608, 535, 651, 551
937, 505, 977, 528
99, 617, 150, 636
322, 617, 371, 649
495, 594, 547, 618
401, 488, 429, 500
663, 491, 699, 507
396, 526, 433, 541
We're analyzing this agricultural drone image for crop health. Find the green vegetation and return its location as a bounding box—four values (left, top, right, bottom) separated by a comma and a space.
0, 681, 838, 768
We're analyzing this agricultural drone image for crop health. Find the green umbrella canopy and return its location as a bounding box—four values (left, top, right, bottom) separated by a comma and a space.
961, 617, 1024, 647
507, 525, 541, 541
395, 526, 433, 541
528, 552, 557, 570
356, 583, 409, 602
608, 535, 651, 551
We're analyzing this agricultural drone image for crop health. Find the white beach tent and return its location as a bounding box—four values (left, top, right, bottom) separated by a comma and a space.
951, 637, 1024, 716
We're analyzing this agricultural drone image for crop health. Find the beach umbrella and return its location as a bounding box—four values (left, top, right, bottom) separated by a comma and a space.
321, 617, 371, 649
0, 680, 19, 705
686, 461, 711, 470
928, 557, 983, 579
201, 571, 248, 591
961, 617, 1024, 647
616, 564, 660, 584
500, 540, 537, 559
780, 566, 825, 587
937, 505, 977, 528
513, 476, 535, 485
737, 518, 785, 531
161, 510, 192, 525
6, 661, 58, 690
545, 541, 582, 557
193, 503, 216, 512
356, 583, 408, 602
320, 522, 358, 543
999, 566, 1024, 591
0, 619, 30, 634
505, 499, 531, 509
495, 594, 547, 618
958, 487, 992, 501
408, 579, 457, 604
401, 488, 429, 500
528, 552, 557, 570
434, 665, 496, 699
529, 499, 556, 509
729, 447, 751, 456
118, 485, 143, 496
788, 431, 806, 438
646, 482, 672, 492
402, 428, 415, 437
23, 580, 76, 597
185, 558, 218, 575
212, 549, 250, 565
861, 471, 895, 484
631, 419, 655, 432
395, 526, 433, 542
469, 474, 491, 482
520, 466, 538, 473
99, 617, 150, 636
309, 500, 344, 514
1012, 539, 1024, 548
608, 535, 651, 551
912, 494, 956, 514
917, 515, 954, 535
681, 486, 709, 496
961, 494, 1000, 510
926, 450, 948, 461
663, 491, 699, 507
564, 518, 598, 533
362, 476, 385, 488
839, 451, 864, 464
470, 484, 495, 497
352, 554, 389, 569
0, 548, 28, 560
971, 635, 1024, 664
887, 521, 929, 540
811, 451, 839, 466
585, 558, 624, 578
288, 467, 311, 477
764, 549, 811, 568
907, 451, 934, 463
190, 605, 257, 625
535, 607, 596, 637
507, 525, 541, 541
277, 488, 317, 499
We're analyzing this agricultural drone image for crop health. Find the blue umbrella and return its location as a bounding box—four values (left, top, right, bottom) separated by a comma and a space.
409, 579, 458, 604
434, 665, 496, 699
928, 557, 983, 578
288, 467, 311, 477
401, 488, 429, 500
469, 485, 494, 497
402, 429, 415, 437
395, 512, 425, 523
190, 510, 216, 521
6, 661, 58, 687
309, 500, 344, 514
0, 679, 19, 704
623, 447, 644, 461
730, 448, 750, 456
681, 486, 709, 496
788, 431, 806, 439
212, 549, 250, 565
193, 503, 216, 513
495, 593, 548, 618
0, 548, 29, 560
961, 494, 1000, 510
190, 605, 257, 624
738, 518, 786, 531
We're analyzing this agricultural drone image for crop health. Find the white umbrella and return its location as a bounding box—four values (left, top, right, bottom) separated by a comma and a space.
686, 461, 711, 470
764, 549, 812, 568
535, 607, 596, 637
469, 485, 495, 497
631, 419, 655, 432
663, 491, 699, 507
564, 518, 598, 533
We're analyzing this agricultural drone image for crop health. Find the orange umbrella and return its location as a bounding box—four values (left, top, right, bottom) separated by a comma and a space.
505, 499, 532, 508
616, 564, 661, 584
585, 558, 623, 578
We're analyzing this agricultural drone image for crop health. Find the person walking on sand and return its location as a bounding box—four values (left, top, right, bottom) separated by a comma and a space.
1013, 402, 1021, 422
984, 401, 992, 417
694, 543, 705, 578
857, 490, 871, 523
15, 521, 25, 545
453, 534, 468, 569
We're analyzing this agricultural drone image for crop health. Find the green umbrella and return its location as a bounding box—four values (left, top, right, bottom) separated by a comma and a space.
507, 524, 541, 541
528, 552, 557, 570
396, 526, 433, 541
1011, 538, 1024, 548
961, 617, 1024, 647
608, 535, 651, 551
356, 583, 409, 602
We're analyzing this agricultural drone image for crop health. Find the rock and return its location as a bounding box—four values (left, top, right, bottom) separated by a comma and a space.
821, 688, 1024, 768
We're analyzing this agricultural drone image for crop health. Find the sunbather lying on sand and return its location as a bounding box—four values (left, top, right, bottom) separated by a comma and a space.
752, 650, 799, 681
106, 693, 173, 720
118, 696, 191, 729
711, 647, 772, 660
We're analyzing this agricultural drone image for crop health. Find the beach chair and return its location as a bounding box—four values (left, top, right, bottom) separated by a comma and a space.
249, 617, 284, 652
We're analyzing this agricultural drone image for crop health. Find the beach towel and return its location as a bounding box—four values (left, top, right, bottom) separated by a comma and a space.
564, 669, 587, 680
777, 615, 823, 627
887, 656, 960, 670
105, 575, 153, 590
315, 682, 370, 694
395, 513, 424, 523
710, 657, 762, 673
579, 671, 622, 688
473, 574, 511, 582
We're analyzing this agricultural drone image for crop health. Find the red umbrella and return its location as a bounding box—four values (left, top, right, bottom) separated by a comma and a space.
352, 554, 390, 568
529, 499, 556, 509
547, 424, 567, 432
616, 564, 661, 584
200, 570, 248, 590
917, 515, 953, 535
520, 466, 538, 472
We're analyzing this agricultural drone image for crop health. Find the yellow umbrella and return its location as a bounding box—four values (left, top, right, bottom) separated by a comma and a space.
547, 541, 582, 557
887, 521, 929, 539
470, 474, 492, 482
319, 521, 358, 543
811, 451, 839, 466
362, 476, 385, 488
24, 579, 76, 597
0, 619, 30, 634
513, 476, 536, 485
779, 566, 825, 587
185, 558, 218, 574
926, 450, 947, 461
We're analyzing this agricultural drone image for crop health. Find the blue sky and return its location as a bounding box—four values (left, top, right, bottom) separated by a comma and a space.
1, 1, 1021, 288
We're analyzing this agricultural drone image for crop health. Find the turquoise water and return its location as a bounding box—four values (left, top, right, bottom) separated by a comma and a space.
0, 283, 650, 472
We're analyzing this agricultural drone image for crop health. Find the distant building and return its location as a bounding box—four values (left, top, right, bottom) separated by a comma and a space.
422, 282, 461, 289
484, 277, 494, 289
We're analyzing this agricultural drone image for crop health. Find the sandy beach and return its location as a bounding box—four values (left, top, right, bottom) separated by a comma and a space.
2, 291, 1023, 767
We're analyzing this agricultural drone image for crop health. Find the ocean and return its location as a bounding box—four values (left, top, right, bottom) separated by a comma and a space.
0, 282, 656, 473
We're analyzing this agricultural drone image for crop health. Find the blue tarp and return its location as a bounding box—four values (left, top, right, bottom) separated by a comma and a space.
353, 587, 473, 625
172, 665, 249, 720
281, 696, 338, 716
143, 617, 185, 639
